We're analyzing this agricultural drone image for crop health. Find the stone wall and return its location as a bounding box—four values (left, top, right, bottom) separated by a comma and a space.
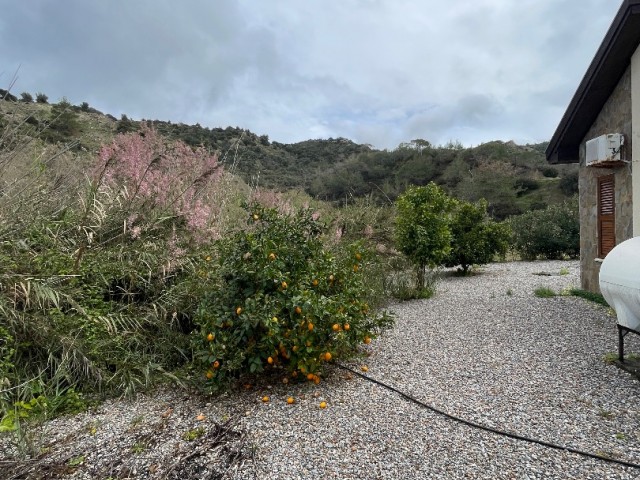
579, 66, 633, 293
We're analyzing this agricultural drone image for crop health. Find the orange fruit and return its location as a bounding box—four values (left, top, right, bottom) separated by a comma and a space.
205, 370, 214, 379
207, 333, 214, 342
267, 356, 274, 365
268, 252, 276, 261
313, 376, 321, 385
262, 396, 270, 403
324, 352, 332, 362
343, 324, 350, 331
307, 373, 315, 381
292, 345, 299, 352
319, 401, 327, 409
236, 307, 242, 315
287, 397, 295, 404
213, 360, 220, 369
329, 274, 335, 282
361, 365, 369, 372
196, 413, 206, 421
253, 214, 259, 221
206, 255, 212, 262
281, 281, 288, 290
364, 336, 371, 344
353, 264, 359, 273
295, 306, 302, 315
332, 324, 340, 332
308, 322, 314, 331
312, 279, 319, 286
306, 340, 312, 347
355, 253, 362, 261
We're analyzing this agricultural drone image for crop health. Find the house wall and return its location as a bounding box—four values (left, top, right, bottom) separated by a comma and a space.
579, 66, 633, 293
633, 44, 640, 236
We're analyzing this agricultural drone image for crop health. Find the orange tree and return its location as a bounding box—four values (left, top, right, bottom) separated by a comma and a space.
193, 203, 393, 389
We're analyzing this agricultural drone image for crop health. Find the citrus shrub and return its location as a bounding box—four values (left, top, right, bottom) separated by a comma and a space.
193, 204, 394, 389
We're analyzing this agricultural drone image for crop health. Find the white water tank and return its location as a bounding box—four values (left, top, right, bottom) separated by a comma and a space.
599, 236, 640, 331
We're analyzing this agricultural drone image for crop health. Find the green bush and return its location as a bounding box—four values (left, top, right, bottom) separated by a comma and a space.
444, 199, 511, 273
508, 197, 579, 260
192, 204, 393, 390
395, 183, 454, 289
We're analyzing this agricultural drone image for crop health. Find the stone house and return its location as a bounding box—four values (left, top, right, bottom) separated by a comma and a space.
546, 0, 640, 293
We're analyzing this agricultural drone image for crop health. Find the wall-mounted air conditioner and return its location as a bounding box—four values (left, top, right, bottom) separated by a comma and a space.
586, 133, 626, 167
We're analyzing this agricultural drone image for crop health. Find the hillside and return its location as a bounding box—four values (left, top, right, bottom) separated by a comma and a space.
0, 94, 577, 219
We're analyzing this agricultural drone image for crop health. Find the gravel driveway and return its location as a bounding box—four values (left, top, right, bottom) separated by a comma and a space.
3, 260, 640, 479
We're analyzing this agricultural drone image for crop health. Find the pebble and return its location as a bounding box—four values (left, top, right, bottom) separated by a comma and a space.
2, 260, 640, 479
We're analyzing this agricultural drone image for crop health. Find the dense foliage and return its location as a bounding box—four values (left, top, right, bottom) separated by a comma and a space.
193, 204, 393, 390
508, 197, 579, 260
395, 183, 454, 289
444, 200, 511, 273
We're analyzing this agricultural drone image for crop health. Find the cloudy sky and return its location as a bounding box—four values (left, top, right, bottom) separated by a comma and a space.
0, 0, 622, 149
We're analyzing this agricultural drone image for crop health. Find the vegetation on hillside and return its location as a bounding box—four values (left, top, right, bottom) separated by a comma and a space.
1, 93, 577, 221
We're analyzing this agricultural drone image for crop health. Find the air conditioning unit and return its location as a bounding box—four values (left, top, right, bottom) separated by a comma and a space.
586, 133, 626, 167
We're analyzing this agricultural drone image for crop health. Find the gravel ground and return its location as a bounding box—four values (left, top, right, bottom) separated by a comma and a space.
3, 260, 640, 479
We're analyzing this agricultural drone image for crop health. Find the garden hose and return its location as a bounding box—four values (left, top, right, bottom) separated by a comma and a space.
334, 363, 640, 471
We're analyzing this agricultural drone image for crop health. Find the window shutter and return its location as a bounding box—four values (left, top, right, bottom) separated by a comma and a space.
597, 175, 615, 258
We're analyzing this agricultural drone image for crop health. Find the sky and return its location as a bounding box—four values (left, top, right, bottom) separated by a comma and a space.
0, 0, 623, 150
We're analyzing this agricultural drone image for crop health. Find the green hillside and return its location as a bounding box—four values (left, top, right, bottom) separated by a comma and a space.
0, 94, 577, 219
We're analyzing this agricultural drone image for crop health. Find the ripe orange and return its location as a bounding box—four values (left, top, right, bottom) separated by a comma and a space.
364, 336, 372, 344
361, 365, 369, 372
313, 376, 321, 385
287, 397, 295, 404
332, 324, 340, 332
205, 370, 214, 379
268, 252, 276, 261
307, 373, 315, 381
353, 264, 359, 273
295, 306, 302, 315
324, 352, 332, 362
267, 356, 274, 365
236, 307, 243, 315
355, 253, 362, 261
292, 345, 299, 352
312, 279, 319, 286
319, 401, 327, 409
213, 360, 220, 369
207, 333, 214, 342
308, 322, 314, 331
262, 396, 270, 403
343, 324, 350, 331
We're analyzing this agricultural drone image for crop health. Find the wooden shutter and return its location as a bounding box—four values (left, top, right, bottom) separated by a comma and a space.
597, 175, 615, 258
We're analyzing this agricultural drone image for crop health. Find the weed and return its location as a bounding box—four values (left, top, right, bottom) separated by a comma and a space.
130, 414, 145, 427
598, 408, 615, 419
506, 288, 513, 296
569, 288, 609, 307
559, 267, 570, 275
182, 427, 205, 441
615, 432, 626, 440
534, 286, 556, 298
131, 441, 147, 454
68, 455, 85, 467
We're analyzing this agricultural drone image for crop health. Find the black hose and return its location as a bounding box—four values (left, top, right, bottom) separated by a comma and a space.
334, 363, 640, 471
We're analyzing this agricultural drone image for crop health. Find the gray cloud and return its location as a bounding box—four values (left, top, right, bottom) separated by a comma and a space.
0, 0, 620, 149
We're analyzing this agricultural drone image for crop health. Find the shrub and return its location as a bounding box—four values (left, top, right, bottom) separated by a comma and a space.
559, 170, 579, 196
395, 183, 454, 289
192, 204, 393, 390
444, 199, 511, 273
35, 93, 48, 104
539, 166, 559, 178
19, 92, 33, 103
508, 197, 579, 260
